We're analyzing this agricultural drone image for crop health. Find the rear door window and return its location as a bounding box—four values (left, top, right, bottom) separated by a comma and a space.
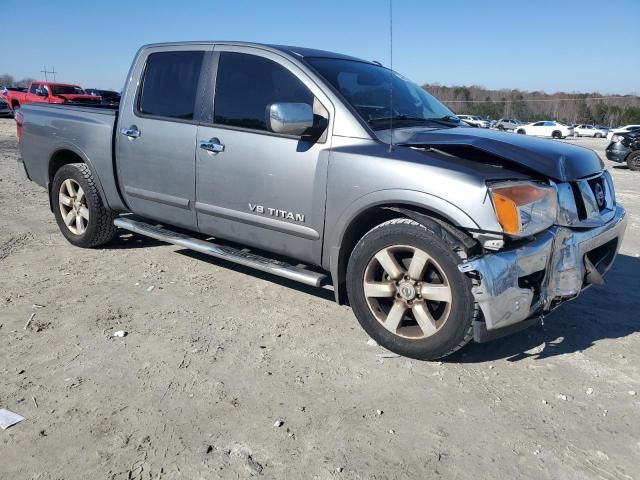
138, 50, 204, 120
213, 52, 313, 132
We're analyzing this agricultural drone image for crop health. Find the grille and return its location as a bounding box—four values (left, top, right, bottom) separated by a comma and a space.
569, 172, 614, 223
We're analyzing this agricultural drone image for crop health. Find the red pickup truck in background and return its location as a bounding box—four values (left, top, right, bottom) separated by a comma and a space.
5, 81, 101, 113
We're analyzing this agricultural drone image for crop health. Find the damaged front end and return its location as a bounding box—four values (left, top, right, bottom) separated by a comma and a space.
459, 171, 627, 340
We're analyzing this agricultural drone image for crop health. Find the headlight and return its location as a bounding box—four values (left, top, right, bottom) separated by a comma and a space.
611, 135, 623, 143
489, 182, 558, 237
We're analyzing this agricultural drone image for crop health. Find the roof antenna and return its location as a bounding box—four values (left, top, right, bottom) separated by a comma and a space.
388, 0, 394, 153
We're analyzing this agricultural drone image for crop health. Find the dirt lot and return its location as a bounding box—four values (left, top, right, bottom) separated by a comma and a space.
1, 118, 639, 480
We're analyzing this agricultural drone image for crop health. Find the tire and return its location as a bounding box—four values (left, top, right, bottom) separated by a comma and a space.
516, 129, 526, 135
51, 163, 118, 247
594, 133, 602, 138
627, 151, 640, 171
346, 218, 478, 360
552, 130, 562, 139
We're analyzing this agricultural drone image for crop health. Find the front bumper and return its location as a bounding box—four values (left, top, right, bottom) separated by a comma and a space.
606, 143, 630, 163
459, 205, 627, 332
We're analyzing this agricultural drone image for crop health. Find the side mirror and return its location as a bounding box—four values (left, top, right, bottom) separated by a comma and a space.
267, 102, 314, 136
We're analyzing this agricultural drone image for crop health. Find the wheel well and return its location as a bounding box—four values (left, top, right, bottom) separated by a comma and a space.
334, 204, 461, 304
48, 150, 84, 210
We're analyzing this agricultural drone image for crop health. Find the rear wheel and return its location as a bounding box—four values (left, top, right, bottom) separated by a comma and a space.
552, 130, 562, 139
51, 163, 118, 247
346, 218, 477, 360
517, 129, 526, 135
594, 133, 602, 138
627, 151, 640, 171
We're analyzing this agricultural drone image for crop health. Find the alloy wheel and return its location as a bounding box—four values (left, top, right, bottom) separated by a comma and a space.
58, 179, 89, 235
363, 245, 453, 339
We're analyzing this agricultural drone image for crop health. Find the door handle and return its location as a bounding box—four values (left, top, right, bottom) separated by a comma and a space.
120, 125, 141, 139
199, 138, 225, 154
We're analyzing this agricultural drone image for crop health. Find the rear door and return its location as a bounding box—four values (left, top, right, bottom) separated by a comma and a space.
116, 45, 212, 229
194, 46, 333, 264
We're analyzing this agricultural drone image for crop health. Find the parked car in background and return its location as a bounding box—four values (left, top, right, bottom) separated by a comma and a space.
606, 127, 640, 170
0, 98, 11, 116
607, 124, 640, 141
5, 81, 101, 113
495, 118, 523, 131
574, 124, 608, 138
456, 115, 490, 128
516, 121, 573, 139
85, 89, 121, 106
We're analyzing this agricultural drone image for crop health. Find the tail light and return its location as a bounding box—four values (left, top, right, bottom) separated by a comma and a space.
15, 110, 23, 141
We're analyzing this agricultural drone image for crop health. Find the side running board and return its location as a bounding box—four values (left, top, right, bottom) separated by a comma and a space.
114, 217, 328, 287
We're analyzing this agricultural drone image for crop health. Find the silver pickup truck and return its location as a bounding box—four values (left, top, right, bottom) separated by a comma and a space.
16, 42, 627, 360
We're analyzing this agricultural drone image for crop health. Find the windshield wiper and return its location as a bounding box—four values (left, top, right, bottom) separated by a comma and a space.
430, 115, 462, 126
368, 115, 460, 129
368, 115, 431, 124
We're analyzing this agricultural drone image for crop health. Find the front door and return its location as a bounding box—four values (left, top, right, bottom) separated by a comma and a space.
195, 47, 333, 264
116, 46, 210, 229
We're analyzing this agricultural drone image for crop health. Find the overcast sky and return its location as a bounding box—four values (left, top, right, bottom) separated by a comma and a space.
1, 0, 638, 94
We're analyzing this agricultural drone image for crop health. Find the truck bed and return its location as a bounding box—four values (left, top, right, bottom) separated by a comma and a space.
19, 102, 125, 211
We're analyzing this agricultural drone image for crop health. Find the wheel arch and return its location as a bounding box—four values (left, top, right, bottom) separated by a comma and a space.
326, 191, 480, 305
48, 147, 110, 211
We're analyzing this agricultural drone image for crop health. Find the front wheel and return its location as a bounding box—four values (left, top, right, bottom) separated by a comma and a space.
594, 133, 602, 138
627, 151, 640, 171
51, 163, 118, 247
516, 129, 526, 135
346, 218, 477, 360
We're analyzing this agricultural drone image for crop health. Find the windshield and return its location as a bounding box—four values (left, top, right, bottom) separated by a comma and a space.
306, 58, 458, 130
51, 85, 85, 95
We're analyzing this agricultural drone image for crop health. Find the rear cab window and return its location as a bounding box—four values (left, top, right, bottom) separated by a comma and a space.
137, 50, 205, 120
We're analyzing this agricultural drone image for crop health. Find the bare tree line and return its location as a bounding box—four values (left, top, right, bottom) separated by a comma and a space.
0, 74, 37, 89
423, 84, 640, 127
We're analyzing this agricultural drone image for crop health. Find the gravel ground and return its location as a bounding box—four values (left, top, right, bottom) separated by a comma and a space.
1, 119, 639, 479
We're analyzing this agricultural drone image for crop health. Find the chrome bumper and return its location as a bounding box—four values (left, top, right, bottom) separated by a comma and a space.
459, 205, 627, 331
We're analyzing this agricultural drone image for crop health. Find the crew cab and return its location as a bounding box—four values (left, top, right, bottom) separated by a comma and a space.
5, 81, 100, 113
16, 42, 627, 360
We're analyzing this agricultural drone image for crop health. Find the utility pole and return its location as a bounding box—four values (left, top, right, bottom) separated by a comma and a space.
40, 66, 58, 82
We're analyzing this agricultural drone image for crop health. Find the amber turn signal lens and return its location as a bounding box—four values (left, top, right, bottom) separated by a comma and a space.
491, 184, 551, 235
492, 192, 520, 234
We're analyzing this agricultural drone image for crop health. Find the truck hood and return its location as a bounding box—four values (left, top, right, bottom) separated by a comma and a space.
390, 127, 604, 182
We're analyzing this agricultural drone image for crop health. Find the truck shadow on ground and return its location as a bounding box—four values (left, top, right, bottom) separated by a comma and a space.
176, 249, 337, 302
449, 253, 640, 363
103, 232, 166, 249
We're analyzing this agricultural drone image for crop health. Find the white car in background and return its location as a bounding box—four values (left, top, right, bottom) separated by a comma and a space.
574, 124, 608, 138
515, 120, 573, 139
607, 124, 640, 141
456, 114, 490, 128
